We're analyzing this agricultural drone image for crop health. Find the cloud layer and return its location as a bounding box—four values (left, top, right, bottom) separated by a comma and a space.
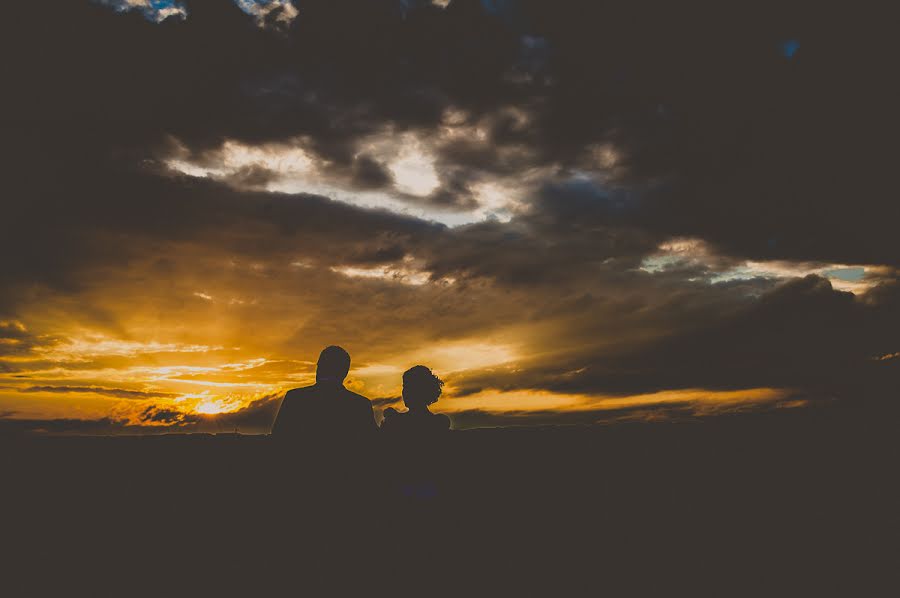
1, 1, 897, 433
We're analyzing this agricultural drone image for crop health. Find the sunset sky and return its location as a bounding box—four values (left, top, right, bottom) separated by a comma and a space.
1, 0, 897, 434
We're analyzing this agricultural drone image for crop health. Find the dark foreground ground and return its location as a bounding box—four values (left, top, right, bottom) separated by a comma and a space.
2, 401, 898, 596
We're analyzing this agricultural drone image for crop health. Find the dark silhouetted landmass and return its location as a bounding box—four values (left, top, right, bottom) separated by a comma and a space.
3, 399, 898, 595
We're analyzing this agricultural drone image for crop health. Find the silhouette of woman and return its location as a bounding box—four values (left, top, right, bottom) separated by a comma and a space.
381, 366, 450, 502
381, 365, 451, 435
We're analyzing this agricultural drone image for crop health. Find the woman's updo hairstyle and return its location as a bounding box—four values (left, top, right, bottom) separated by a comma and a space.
402, 365, 444, 409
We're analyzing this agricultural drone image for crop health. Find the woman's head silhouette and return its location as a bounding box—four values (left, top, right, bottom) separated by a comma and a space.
402, 365, 444, 410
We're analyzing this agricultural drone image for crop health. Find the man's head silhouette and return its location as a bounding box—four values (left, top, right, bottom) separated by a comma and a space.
316, 345, 351, 385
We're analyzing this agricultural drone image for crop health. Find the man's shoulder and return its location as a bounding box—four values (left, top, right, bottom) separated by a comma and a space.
340, 388, 372, 407
282, 385, 371, 411
283, 385, 317, 400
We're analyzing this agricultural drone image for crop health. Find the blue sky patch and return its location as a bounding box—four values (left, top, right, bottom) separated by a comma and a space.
823, 267, 865, 282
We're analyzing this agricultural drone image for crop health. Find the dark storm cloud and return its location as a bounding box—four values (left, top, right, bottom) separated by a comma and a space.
417, 218, 654, 286
519, 2, 899, 265
0, 322, 66, 360
0, 151, 656, 313
139, 405, 198, 424
447, 275, 900, 401
0, 164, 442, 296
5, 1, 898, 269
222, 164, 281, 189
0, 322, 36, 357
349, 155, 395, 190
5, 1, 521, 160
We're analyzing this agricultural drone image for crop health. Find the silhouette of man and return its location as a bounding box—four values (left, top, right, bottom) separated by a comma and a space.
271, 346, 376, 443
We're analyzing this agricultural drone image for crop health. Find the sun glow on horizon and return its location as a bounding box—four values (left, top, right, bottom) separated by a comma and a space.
193, 399, 230, 415
0, 309, 815, 433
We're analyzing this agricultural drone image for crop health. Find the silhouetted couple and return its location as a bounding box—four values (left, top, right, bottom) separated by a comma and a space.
271, 346, 450, 443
